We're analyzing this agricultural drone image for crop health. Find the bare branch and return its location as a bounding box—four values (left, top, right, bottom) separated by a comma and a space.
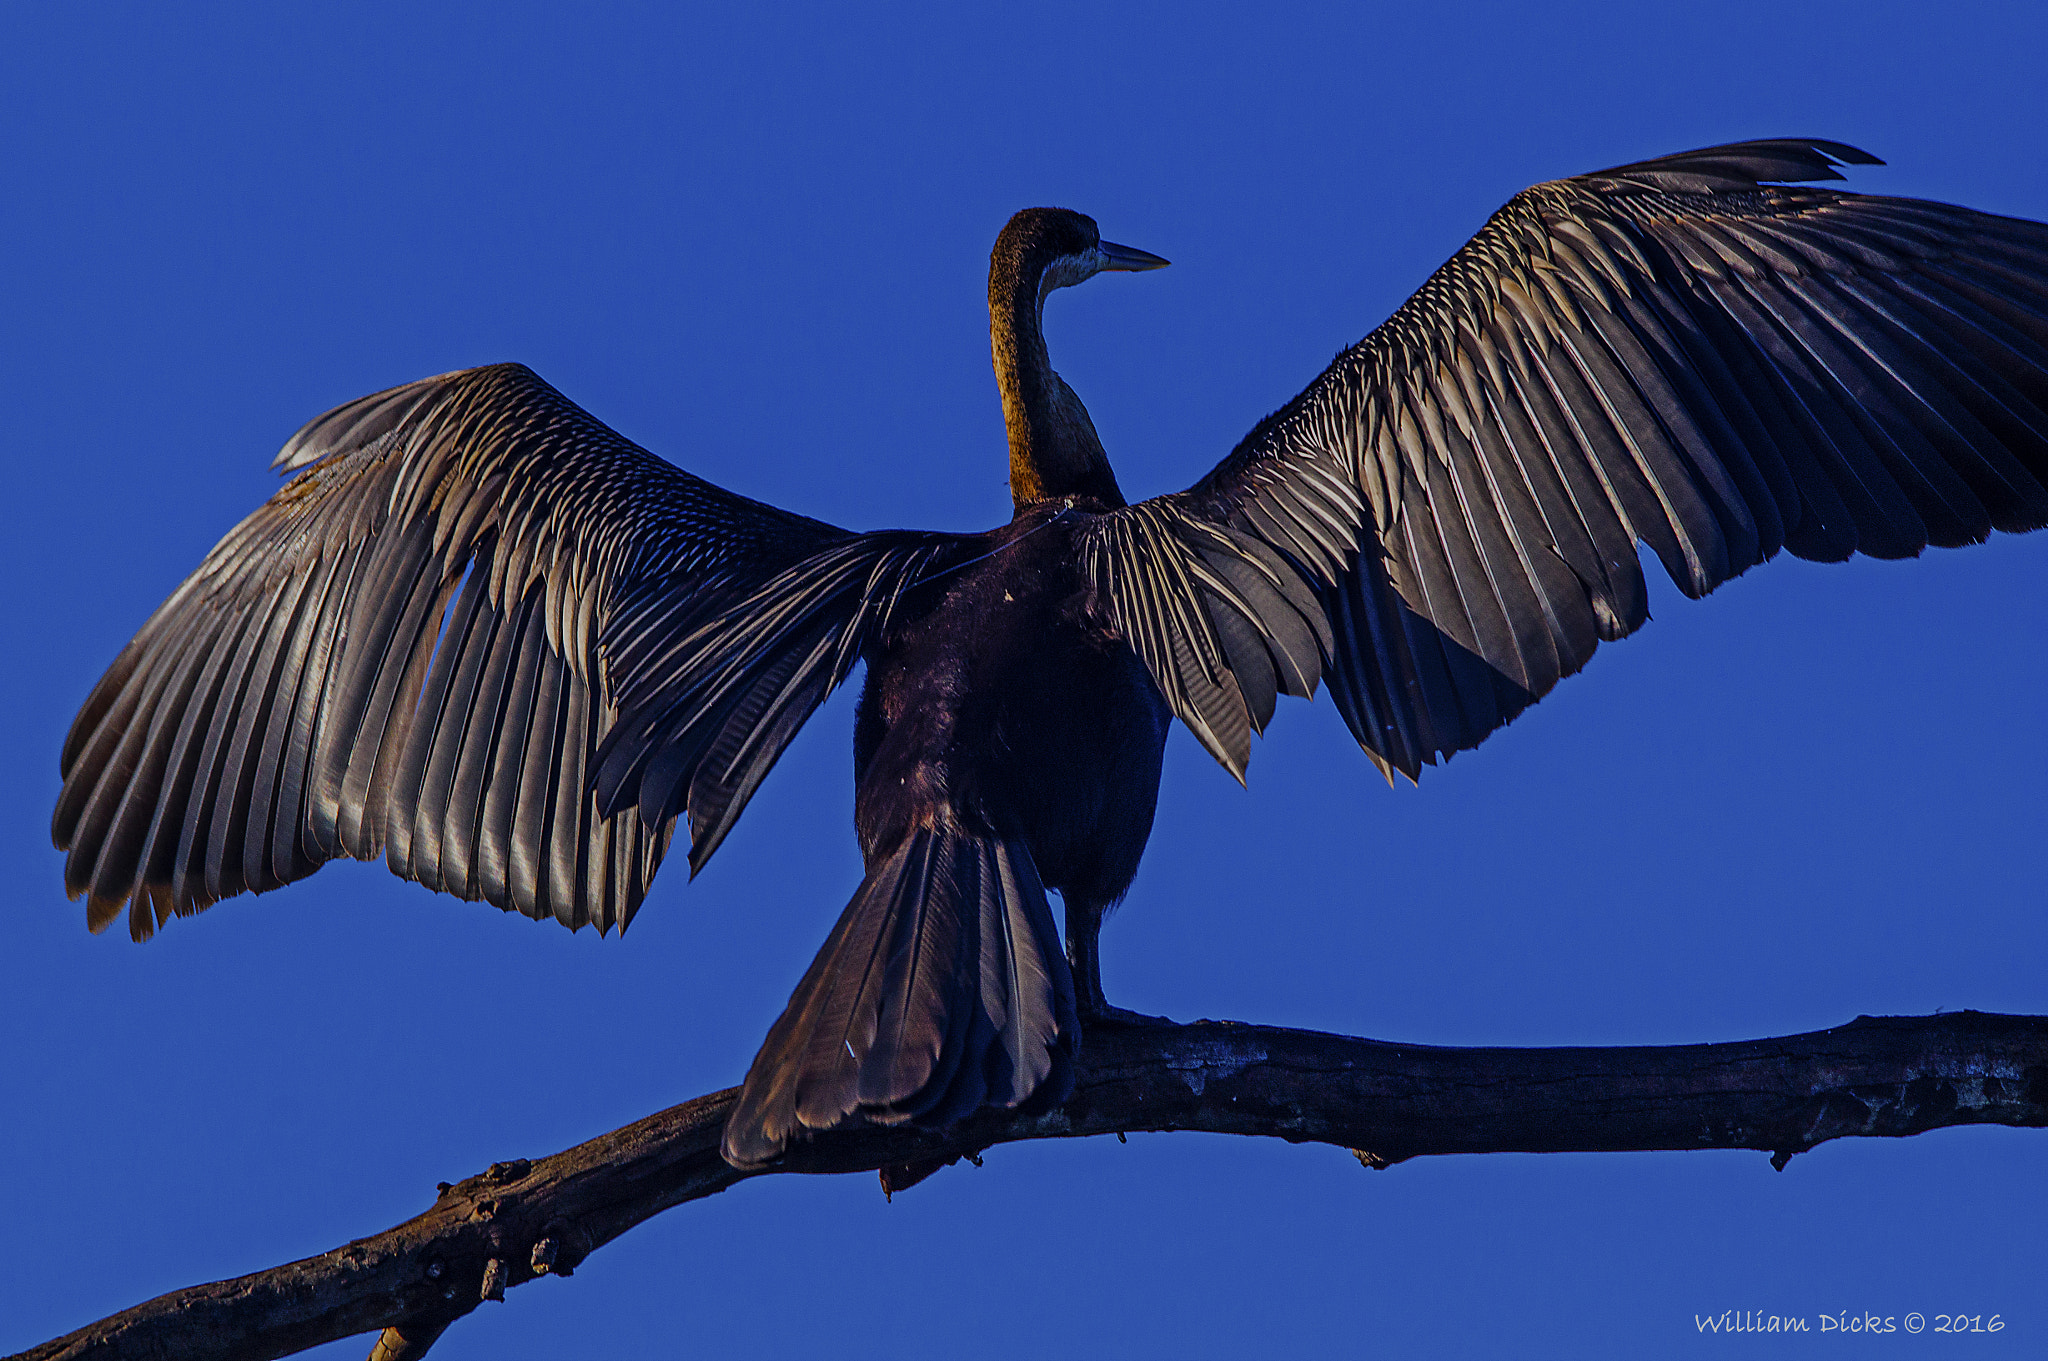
15, 1010, 2046, 1361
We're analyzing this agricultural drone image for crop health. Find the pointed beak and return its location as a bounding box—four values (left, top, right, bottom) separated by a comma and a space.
1097, 239, 1171, 272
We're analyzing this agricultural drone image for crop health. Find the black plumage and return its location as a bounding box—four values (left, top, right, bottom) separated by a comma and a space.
53, 141, 2048, 1168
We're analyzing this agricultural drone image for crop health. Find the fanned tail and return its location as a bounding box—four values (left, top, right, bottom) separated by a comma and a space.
721, 826, 1076, 1169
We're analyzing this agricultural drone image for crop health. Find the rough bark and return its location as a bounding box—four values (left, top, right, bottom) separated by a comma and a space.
15, 1010, 2047, 1361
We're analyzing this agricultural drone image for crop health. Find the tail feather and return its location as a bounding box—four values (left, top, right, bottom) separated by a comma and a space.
975, 840, 1074, 1108
721, 827, 1076, 1169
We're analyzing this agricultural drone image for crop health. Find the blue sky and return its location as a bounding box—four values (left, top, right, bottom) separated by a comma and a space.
3, 3, 2043, 1357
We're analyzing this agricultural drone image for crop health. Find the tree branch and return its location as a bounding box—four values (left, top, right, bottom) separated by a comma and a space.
16, 1010, 2047, 1361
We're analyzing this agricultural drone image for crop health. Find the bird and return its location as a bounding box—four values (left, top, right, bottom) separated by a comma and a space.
52, 139, 2048, 1169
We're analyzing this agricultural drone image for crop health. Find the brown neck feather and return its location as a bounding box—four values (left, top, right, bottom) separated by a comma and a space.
990, 259, 1126, 512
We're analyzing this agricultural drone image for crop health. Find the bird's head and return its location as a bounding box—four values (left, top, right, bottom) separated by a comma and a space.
988, 208, 1167, 511
990, 208, 1169, 309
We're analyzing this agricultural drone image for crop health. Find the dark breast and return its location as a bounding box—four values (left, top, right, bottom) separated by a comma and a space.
853, 507, 1170, 903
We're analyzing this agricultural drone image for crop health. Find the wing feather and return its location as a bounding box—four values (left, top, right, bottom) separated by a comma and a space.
55, 362, 964, 939
1107, 140, 2048, 782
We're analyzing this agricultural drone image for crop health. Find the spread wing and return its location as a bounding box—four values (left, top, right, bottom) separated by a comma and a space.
55, 363, 968, 939
1085, 139, 2048, 780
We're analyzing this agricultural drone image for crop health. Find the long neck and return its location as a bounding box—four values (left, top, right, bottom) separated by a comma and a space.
991, 267, 1126, 512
